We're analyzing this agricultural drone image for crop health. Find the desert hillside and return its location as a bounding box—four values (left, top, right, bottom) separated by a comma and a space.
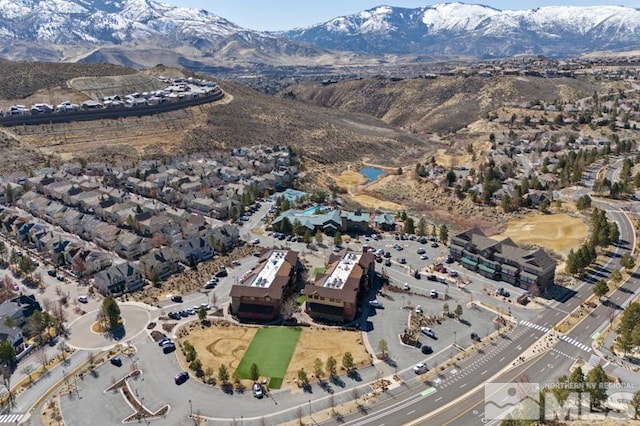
281, 75, 616, 134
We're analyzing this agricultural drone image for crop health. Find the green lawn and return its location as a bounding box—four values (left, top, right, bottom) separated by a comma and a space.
235, 327, 301, 389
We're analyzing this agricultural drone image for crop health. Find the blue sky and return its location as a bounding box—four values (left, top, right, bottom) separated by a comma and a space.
166, 1, 640, 31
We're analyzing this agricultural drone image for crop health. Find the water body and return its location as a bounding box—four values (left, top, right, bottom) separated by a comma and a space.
360, 167, 386, 183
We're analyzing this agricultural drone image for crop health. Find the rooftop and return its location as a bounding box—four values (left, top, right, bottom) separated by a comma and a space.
248, 250, 288, 288
323, 252, 362, 290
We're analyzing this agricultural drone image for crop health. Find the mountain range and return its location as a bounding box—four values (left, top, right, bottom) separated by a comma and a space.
0, 0, 639, 69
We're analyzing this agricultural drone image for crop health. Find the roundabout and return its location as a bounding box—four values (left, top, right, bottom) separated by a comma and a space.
65, 304, 151, 350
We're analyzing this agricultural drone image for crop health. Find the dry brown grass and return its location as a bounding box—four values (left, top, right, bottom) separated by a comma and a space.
177, 323, 371, 389
493, 212, 588, 257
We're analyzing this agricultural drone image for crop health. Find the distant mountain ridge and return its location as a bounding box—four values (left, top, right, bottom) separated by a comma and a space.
0, 1, 638, 69
281, 2, 640, 58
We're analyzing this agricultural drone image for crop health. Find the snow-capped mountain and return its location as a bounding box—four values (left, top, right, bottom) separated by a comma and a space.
0, 0, 243, 45
282, 2, 640, 58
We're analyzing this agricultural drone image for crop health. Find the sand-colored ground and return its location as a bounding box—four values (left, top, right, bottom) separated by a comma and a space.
332, 170, 367, 190
352, 193, 402, 211
178, 323, 371, 389
332, 169, 403, 211
493, 212, 588, 257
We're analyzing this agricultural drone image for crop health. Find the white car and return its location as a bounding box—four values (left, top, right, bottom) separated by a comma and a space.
421, 327, 436, 338
403, 283, 410, 291
415, 305, 423, 314
414, 363, 428, 374
252, 238, 260, 245
253, 383, 264, 398
77, 295, 88, 303
420, 254, 429, 260
430, 289, 439, 298
368, 300, 383, 309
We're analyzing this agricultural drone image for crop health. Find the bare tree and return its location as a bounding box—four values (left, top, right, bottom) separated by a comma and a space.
57, 340, 68, 362
351, 387, 360, 406
21, 365, 34, 383
87, 351, 95, 369
1, 365, 13, 408
52, 302, 67, 333
210, 292, 218, 309
281, 297, 298, 321
37, 347, 49, 371
55, 285, 64, 299
42, 298, 54, 313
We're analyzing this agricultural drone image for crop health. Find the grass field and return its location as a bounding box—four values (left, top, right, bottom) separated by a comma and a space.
493, 212, 587, 257
235, 327, 302, 388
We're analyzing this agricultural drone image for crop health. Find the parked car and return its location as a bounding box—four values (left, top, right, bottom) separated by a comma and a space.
203, 281, 217, 290
495, 287, 510, 298
171, 295, 183, 303
403, 283, 410, 291
158, 338, 172, 347
416, 248, 426, 255
215, 268, 228, 277
56, 274, 65, 281
471, 332, 481, 342
163, 343, 176, 354
420, 254, 429, 260
77, 295, 88, 303
414, 270, 421, 279
253, 382, 264, 398
414, 363, 428, 374
421, 345, 433, 354
174, 371, 189, 385
445, 256, 455, 264
427, 274, 438, 281
431, 242, 439, 248
47, 269, 57, 277
368, 300, 383, 309
168, 312, 181, 320
399, 257, 407, 264
384, 259, 392, 267
430, 289, 439, 298
421, 327, 436, 338
110, 356, 122, 367
252, 238, 260, 245
415, 305, 423, 314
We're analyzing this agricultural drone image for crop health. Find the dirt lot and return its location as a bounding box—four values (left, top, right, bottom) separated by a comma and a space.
178, 322, 372, 389
493, 212, 588, 257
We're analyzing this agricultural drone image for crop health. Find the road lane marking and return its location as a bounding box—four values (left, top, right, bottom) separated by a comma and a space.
460, 383, 467, 389
499, 357, 505, 362
407, 410, 415, 416
481, 370, 487, 375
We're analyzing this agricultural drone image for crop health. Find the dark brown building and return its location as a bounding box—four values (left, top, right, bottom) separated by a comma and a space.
230, 250, 301, 321
306, 251, 375, 323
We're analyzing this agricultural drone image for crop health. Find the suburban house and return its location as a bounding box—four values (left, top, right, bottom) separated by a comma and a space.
68, 248, 112, 276
305, 251, 376, 323
230, 250, 301, 321
172, 236, 214, 265
449, 227, 557, 292
138, 247, 182, 281
94, 263, 144, 296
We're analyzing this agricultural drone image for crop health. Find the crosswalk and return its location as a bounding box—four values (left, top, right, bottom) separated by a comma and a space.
558, 335, 592, 352
588, 354, 601, 367
520, 320, 550, 333
0, 413, 23, 423
519, 320, 592, 352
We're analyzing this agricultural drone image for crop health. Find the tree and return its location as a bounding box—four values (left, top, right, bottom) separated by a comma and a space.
621, 253, 635, 270
297, 368, 309, 386
443, 303, 449, 316
218, 364, 229, 385
416, 218, 427, 237
0, 341, 16, 368
585, 365, 609, 410
377, 339, 388, 358
326, 356, 337, 378
569, 366, 585, 414
21, 365, 34, 383
342, 352, 354, 372
315, 230, 323, 245
397, 167, 403, 175
632, 390, 640, 419
102, 296, 121, 331
303, 229, 312, 245
197, 306, 207, 322
454, 304, 463, 319
313, 358, 324, 381
333, 231, 342, 247
551, 375, 571, 409
250, 363, 260, 382
593, 280, 608, 299
404, 217, 415, 234
439, 224, 448, 244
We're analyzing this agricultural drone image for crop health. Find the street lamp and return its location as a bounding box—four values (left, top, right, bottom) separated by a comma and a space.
188, 399, 192, 418
308, 399, 312, 418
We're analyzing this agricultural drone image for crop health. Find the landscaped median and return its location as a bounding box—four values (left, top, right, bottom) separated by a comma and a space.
175, 320, 372, 391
